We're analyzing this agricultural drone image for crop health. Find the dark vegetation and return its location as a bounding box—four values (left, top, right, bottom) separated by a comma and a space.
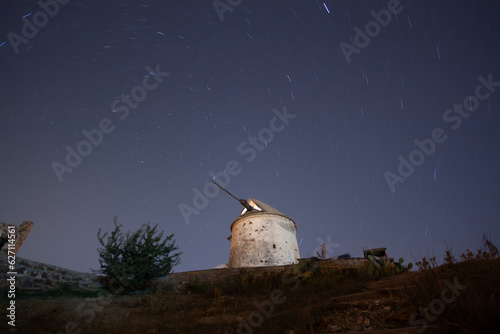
141, 235, 499, 333
8, 283, 104, 300
404, 234, 500, 333
96, 217, 181, 294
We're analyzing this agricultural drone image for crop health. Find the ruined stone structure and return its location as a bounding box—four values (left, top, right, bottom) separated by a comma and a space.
0, 253, 101, 293
0, 221, 34, 255
228, 198, 300, 268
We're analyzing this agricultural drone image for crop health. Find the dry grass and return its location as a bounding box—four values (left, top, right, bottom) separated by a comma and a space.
404, 234, 500, 333
3, 236, 500, 333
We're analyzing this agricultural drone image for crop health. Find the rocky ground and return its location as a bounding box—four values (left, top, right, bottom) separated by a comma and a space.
1, 271, 445, 334
4, 237, 499, 333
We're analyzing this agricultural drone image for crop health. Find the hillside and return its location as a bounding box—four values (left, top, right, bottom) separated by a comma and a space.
2, 252, 500, 334
2, 236, 500, 333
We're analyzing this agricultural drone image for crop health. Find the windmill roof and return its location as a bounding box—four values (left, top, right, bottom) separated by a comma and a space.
238, 198, 286, 216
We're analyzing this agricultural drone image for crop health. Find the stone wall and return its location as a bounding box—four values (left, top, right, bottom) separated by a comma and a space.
0, 254, 368, 295
161, 257, 369, 291
0, 253, 101, 294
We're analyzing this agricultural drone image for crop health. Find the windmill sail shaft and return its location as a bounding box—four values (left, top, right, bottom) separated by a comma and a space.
210, 180, 254, 212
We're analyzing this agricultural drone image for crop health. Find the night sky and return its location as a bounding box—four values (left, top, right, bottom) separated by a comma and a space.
1, 0, 499, 274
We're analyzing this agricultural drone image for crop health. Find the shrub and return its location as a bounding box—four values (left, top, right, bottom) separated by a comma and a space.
97, 217, 181, 294
406, 234, 500, 333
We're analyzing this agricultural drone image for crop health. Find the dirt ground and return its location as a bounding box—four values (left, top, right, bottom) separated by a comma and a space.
0, 272, 444, 334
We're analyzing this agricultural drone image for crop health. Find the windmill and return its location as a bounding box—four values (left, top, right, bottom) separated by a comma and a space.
211, 181, 300, 268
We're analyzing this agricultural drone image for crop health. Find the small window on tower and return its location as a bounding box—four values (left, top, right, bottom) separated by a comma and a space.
273, 244, 276, 249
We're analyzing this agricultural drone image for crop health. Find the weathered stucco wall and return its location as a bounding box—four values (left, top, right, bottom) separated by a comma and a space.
228, 213, 300, 268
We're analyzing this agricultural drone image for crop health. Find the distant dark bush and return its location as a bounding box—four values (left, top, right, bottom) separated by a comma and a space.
97, 217, 181, 294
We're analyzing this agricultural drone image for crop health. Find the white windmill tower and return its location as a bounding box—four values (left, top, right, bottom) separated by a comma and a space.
212, 181, 300, 268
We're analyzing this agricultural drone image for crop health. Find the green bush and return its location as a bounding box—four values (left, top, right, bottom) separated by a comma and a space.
97, 217, 181, 294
